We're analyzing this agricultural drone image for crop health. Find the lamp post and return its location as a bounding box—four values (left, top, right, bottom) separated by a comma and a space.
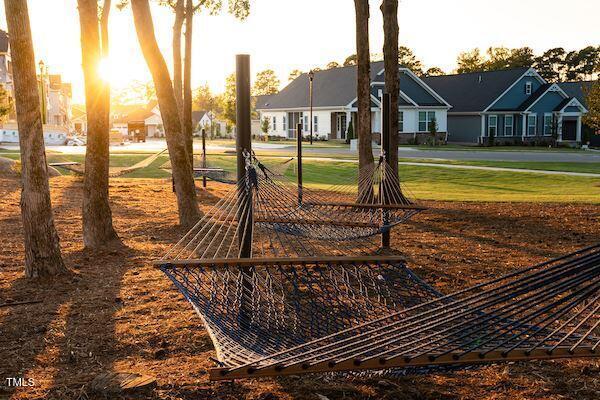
38, 60, 46, 124
308, 69, 314, 145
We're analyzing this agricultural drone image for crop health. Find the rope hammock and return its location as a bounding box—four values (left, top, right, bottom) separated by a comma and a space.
156, 155, 599, 381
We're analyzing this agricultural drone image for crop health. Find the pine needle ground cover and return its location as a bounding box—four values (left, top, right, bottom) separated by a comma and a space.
0, 176, 599, 399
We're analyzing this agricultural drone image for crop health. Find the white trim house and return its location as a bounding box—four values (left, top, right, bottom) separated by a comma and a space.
256, 61, 450, 142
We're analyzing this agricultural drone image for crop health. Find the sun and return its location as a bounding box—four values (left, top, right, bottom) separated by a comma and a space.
97, 58, 112, 82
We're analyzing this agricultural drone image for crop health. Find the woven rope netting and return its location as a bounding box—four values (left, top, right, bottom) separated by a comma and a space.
157, 154, 599, 380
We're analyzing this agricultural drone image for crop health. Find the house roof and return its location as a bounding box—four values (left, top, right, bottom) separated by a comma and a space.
257, 61, 385, 110
111, 103, 155, 124
557, 81, 593, 107
421, 67, 530, 112
0, 30, 8, 53
516, 83, 552, 111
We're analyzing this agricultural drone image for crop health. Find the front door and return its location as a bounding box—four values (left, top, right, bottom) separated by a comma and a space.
288, 112, 301, 138
338, 114, 347, 140
562, 120, 577, 141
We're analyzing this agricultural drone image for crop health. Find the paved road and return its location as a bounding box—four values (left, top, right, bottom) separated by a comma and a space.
3, 140, 600, 163
299, 146, 600, 163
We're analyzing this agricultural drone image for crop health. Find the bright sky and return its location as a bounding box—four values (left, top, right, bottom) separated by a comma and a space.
0, 0, 598, 104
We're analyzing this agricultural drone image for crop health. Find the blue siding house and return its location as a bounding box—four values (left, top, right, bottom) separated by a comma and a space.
423, 68, 589, 145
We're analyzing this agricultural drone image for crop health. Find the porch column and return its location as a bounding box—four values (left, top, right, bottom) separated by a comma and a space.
557, 113, 563, 142
576, 115, 582, 143
480, 114, 485, 139
345, 110, 351, 137
521, 113, 527, 139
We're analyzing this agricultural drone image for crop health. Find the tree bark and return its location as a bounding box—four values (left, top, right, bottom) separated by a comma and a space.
183, 0, 193, 168
5, 0, 66, 277
381, 0, 400, 183
172, 0, 184, 117
78, 0, 120, 248
354, 0, 374, 199
131, 0, 200, 227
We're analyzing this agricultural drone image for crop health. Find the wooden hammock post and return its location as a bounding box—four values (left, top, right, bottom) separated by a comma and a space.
236, 54, 254, 326
296, 122, 303, 205
201, 128, 207, 188
381, 93, 391, 249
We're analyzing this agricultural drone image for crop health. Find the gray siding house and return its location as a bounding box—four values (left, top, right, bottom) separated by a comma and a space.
422, 68, 589, 145
256, 61, 451, 142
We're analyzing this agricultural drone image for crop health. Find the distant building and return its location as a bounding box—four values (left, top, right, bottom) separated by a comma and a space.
111, 100, 164, 139
71, 105, 87, 134
0, 30, 13, 96
46, 74, 72, 128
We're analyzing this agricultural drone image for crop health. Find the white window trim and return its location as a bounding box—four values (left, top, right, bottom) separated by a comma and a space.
272, 116, 276, 131
418, 111, 436, 132
282, 116, 286, 131
398, 111, 404, 132
527, 114, 537, 136
525, 81, 532, 95
487, 115, 498, 137
313, 115, 318, 133
543, 113, 553, 136
504, 115, 514, 136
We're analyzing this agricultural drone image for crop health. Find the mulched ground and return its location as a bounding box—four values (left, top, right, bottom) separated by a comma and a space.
0, 176, 599, 400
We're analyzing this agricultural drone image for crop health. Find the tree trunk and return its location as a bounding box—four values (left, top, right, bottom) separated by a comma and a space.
183, 0, 193, 168
131, 0, 200, 227
172, 0, 184, 118
381, 0, 400, 184
353, 0, 374, 199
78, 0, 120, 248
5, 0, 66, 277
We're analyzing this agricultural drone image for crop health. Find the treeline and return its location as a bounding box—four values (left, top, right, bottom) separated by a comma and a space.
456, 46, 600, 82
306, 45, 600, 82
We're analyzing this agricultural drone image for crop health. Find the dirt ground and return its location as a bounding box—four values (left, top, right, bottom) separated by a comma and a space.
0, 176, 599, 400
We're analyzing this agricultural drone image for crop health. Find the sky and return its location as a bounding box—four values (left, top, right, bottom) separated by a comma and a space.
0, 0, 598, 104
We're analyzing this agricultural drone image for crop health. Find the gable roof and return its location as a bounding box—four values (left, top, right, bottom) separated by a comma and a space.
557, 81, 594, 108
421, 67, 530, 113
257, 61, 386, 110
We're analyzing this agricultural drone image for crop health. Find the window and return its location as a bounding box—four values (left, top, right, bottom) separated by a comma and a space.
282, 116, 286, 131
303, 115, 308, 132
527, 114, 537, 136
313, 115, 318, 133
418, 111, 436, 132
525, 81, 532, 95
398, 111, 404, 132
272, 116, 276, 131
544, 114, 553, 136
504, 115, 514, 136
487, 115, 498, 137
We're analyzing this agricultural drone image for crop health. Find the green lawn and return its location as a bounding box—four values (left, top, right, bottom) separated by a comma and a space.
398, 159, 600, 175
405, 144, 585, 152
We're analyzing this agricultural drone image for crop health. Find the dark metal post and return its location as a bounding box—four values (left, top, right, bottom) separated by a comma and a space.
296, 122, 303, 204
381, 93, 391, 249
235, 54, 253, 326
308, 70, 314, 145
201, 128, 207, 188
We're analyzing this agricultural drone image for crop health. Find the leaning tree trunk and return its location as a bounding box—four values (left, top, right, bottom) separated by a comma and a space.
381, 0, 401, 189
353, 0, 374, 201
78, 0, 120, 248
131, 0, 200, 227
5, 0, 66, 277
172, 0, 184, 117
183, 0, 193, 168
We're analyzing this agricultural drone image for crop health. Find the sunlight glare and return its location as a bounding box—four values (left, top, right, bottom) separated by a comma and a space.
98, 58, 112, 83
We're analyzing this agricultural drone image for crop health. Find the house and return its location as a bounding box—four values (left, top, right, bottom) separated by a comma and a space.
71, 105, 87, 134
192, 110, 230, 137
111, 101, 164, 139
0, 122, 68, 145
255, 61, 451, 142
422, 67, 589, 145
46, 75, 72, 128
0, 30, 13, 98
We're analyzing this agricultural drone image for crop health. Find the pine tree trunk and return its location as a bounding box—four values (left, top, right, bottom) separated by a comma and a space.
172, 0, 184, 118
78, 0, 120, 248
5, 0, 66, 278
131, 0, 200, 227
354, 0, 374, 199
381, 0, 401, 187
183, 0, 193, 168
